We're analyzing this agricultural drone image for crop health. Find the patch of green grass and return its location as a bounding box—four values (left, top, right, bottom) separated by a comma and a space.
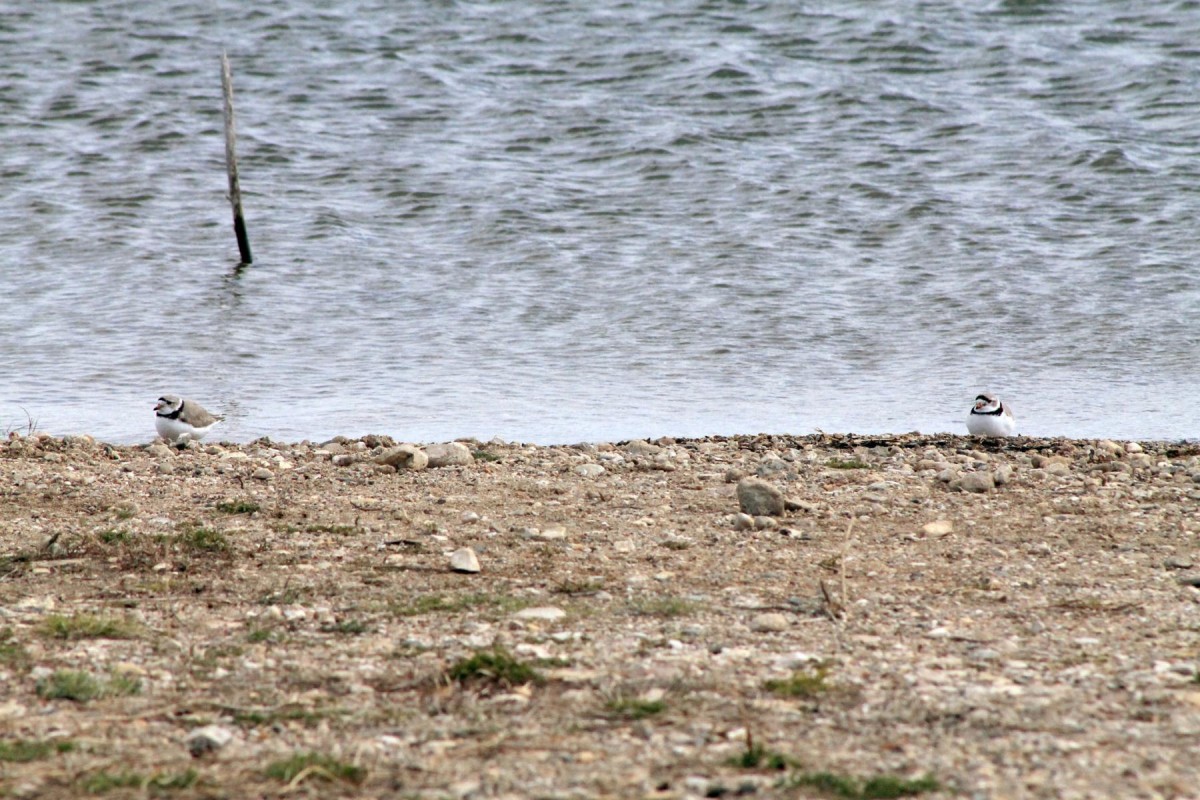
175, 525, 229, 552
448, 647, 544, 687
603, 695, 666, 720
471, 450, 502, 462
784, 772, 940, 799
41, 613, 141, 640
98, 528, 130, 545
216, 500, 260, 514
728, 739, 791, 770
0, 739, 75, 763
81, 768, 197, 794
35, 670, 141, 703
265, 752, 365, 786
630, 596, 699, 618
826, 458, 870, 470
113, 506, 137, 521
764, 664, 832, 698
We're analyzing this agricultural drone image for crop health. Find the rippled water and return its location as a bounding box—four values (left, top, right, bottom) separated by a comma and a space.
2, 1, 1199, 443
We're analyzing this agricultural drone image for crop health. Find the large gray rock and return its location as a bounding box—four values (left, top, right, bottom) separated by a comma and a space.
425, 442, 474, 468
376, 444, 429, 471
736, 477, 785, 517
960, 471, 995, 493
450, 547, 481, 573
185, 725, 233, 757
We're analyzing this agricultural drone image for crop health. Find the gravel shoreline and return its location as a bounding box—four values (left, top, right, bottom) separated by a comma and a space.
2, 431, 1199, 799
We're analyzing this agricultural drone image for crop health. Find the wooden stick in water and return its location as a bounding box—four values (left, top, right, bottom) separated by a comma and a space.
221, 52, 252, 264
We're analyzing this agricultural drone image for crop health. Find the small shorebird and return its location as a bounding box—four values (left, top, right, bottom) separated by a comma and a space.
966, 393, 1016, 437
154, 395, 223, 443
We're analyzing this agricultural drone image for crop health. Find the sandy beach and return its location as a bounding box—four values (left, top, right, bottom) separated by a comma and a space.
1, 430, 1199, 799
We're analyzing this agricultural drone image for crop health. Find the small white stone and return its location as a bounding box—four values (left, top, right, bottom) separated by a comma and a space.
922, 520, 954, 537
449, 547, 481, 573
514, 606, 566, 622
425, 442, 474, 468
575, 463, 606, 478
185, 725, 234, 756
751, 612, 790, 632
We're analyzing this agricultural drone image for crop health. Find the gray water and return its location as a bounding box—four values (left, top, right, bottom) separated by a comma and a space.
2, 1, 1199, 444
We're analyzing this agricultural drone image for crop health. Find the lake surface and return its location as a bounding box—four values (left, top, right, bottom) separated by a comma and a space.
2, 1, 1198, 444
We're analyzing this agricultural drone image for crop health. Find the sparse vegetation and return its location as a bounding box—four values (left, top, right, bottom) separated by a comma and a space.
36, 670, 141, 702
553, 578, 606, 596
603, 693, 667, 720
0, 739, 75, 762
41, 613, 141, 640
232, 706, 339, 728
0, 626, 29, 668
321, 618, 370, 635
783, 771, 940, 799
81, 768, 197, 794
265, 752, 365, 786
448, 647, 543, 687
216, 500, 260, 514
826, 458, 870, 469
258, 586, 305, 605
175, 525, 229, 552
764, 664, 832, 698
390, 593, 530, 617
98, 528, 130, 545
729, 738, 791, 770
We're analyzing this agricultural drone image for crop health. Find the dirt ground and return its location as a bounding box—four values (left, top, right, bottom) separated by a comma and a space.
1, 431, 1199, 799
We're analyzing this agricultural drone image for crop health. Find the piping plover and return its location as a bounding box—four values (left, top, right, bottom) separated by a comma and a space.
154, 395, 223, 443
966, 393, 1016, 437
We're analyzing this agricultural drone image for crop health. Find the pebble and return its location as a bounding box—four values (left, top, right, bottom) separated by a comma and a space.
513, 606, 567, 622
732, 513, 754, 531
251, 467, 273, 481
331, 453, 356, 467
756, 456, 791, 477
960, 472, 995, 493
736, 477, 785, 516
449, 547, 481, 573
724, 467, 749, 483
575, 463, 606, 478
1164, 556, 1195, 570
147, 444, 172, 459
922, 520, 954, 537
185, 725, 234, 757
623, 440, 662, 457
376, 444, 428, 471
425, 442, 474, 468
750, 612, 790, 632
1045, 461, 1072, 477
993, 464, 1014, 486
